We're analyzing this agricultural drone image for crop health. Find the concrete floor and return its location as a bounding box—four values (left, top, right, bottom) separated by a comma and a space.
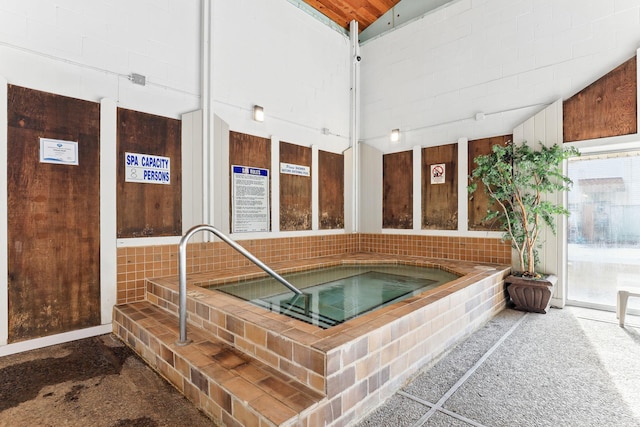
1, 307, 638, 427
357, 307, 640, 427
0, 334, 213, 427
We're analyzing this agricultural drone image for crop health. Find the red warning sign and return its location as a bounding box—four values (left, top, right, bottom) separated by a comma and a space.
430, 163, 445, 184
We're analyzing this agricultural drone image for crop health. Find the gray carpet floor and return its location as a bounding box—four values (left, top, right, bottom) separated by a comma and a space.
357, 307, 640, 427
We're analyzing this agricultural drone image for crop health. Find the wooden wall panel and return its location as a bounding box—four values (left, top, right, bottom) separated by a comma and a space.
7, 85, 101, 341
229, 131, 272, 231
319, 150, 344, 229
280, 142, 312, 231
422, 144, 458, 230
229, 131, 271, 170
383, 151, 413, 229
117, 109, 181, 237
468, 135, 511, 231
564, 56, 637, 142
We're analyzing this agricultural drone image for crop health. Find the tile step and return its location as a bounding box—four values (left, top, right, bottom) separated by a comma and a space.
113, 301, 325, 426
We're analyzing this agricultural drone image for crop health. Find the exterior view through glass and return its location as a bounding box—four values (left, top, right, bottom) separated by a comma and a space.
567, 150, 640, 314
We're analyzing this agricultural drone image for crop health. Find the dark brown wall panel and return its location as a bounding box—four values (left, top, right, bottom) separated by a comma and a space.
319, 150, 344, 229
117, 109, 181, 237
280, 142, 312, 231
564, 56, 637, 142
468, 135, 511, 231
422, 143, 458, 230
229, 131, 272, 230
383, 151, 413, 229
7, 85, 100, 341
229, 131, 271, 170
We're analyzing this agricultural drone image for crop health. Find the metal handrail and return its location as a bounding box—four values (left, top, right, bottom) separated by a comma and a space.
176, 224, 303, 345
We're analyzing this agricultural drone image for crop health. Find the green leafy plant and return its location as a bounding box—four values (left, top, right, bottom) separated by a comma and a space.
469, 141, 579, 277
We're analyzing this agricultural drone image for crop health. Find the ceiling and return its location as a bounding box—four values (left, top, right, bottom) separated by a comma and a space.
298, 0, 456, 41
301, 0, 401, 31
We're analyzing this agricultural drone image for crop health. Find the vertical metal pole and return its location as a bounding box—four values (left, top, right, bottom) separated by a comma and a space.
176, 228, 193, 346
349, 20, 360, 233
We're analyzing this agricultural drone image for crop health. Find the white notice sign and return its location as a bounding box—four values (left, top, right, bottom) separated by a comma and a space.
232, 165, 270, 233
430, 163, 446, 184
280, 162, 311, 177
40, 138, 78, 165
125, 152, 171, 185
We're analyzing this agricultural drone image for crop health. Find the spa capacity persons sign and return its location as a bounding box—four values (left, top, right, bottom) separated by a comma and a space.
125, 152, 171, 185
232, 165, 270, 233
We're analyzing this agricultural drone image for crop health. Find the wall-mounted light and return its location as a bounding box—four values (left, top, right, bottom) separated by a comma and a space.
253, 105, 264, 122
390, 128, 400, 142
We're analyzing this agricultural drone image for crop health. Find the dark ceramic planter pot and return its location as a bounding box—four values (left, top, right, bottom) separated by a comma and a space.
506, 274, 557, 314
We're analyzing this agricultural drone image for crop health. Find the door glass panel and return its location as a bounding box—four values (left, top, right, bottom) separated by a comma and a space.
567, 151, 640, 312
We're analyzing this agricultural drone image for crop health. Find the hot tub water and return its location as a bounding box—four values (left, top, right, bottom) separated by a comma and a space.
213, 264, 458, 328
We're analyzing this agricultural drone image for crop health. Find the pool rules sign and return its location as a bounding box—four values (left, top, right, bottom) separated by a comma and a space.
232, 165, 270, 233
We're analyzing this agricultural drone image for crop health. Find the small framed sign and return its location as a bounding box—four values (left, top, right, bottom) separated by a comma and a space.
430, 163, 445, 184
280, 162, 311, 177
40, 138, 79, 165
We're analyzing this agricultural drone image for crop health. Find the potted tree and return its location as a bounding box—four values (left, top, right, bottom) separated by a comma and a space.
469, 141, 579, 313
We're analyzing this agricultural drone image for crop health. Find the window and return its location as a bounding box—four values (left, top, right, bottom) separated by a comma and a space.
567, 150, 640, 314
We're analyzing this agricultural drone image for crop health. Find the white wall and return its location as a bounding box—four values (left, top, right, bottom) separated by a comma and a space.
0, 0, 201, 117
360, 0, 640, 153
0, 0, 353, 149
211, 0, 352, 153
0, 0, 356, 249
0, 0, 355, 352
2, 0, 637, 350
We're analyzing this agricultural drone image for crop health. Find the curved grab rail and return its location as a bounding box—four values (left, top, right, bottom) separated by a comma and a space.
177, 224, 302, 345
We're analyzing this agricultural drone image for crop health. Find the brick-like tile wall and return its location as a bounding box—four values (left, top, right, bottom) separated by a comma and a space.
116, 256, 510, 426
117, 233, 510, 304
359, 234, 511, 263
315, 274, 507, 425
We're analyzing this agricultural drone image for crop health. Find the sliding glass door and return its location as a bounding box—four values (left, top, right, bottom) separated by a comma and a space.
567, 150, 640, 313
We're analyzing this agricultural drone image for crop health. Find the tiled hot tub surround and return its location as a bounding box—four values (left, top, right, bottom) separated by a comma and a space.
143, 253, 510, 425
117, 233, 510, 304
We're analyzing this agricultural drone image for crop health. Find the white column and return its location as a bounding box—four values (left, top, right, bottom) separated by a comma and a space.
358, 143, 383, 233
271, 136, 280, 233
312, 145, 319, 231
637, 49, 640, 132
182, 110, 204, 235
457, 137, 469, 232
349, 20, 360, 233
413, 145, 422, 231
100, 98, 118, 325
202, 0, 215, 235
0, 77, 8, 345
212, 115, 230, 234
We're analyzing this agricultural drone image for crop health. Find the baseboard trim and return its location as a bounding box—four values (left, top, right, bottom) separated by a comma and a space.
0, 324, 112, 357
